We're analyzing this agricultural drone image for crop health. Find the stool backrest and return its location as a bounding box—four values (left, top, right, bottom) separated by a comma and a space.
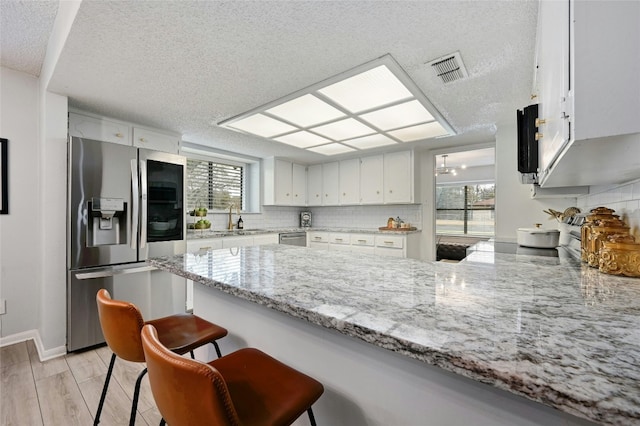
96, 289, 146, 362
141, 324, 241, 426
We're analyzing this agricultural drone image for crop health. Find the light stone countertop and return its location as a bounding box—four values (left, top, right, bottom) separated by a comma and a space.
149, 244, 640, 426
187, 227, 421, 239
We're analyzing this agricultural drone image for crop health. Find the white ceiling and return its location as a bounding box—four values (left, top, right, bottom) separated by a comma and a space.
1, 0, 538, 166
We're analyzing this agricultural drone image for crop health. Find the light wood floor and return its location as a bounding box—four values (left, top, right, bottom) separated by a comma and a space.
0, 340, 163, 426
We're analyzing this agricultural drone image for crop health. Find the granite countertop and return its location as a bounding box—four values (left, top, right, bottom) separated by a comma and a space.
149, 245, 640, 425
187, 227, 421, 239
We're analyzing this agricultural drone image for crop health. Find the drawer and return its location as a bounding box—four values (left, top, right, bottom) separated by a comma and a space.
350, 234, 375, 246
375, 235, 404, 249
329, 233, 350, 245
308, 232, 329, 243
187, 239, 223, 252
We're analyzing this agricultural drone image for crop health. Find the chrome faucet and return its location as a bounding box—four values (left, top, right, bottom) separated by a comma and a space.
227, 203, 238, 230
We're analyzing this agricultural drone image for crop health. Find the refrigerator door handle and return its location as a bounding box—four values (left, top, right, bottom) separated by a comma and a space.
131, 159, 139, 249
75, 265, 157, 280
140, 159, 148, 248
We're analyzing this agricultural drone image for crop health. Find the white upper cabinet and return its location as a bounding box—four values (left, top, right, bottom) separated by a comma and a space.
307, 164, 323, 206
536, 0, 640, 187
383, 151, 414, 203
69, 111, 181, 154
263, 158, 307, 206
69, 112, 131, 145
339, 158, 360, 205
292, 163, 307, 205
322, 162, 340, 206
360, 155, 384, 204
133, 127, 181, 154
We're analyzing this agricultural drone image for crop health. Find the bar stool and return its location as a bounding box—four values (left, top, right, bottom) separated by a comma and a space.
95, 289, 228, 426
141, 323, 324, 426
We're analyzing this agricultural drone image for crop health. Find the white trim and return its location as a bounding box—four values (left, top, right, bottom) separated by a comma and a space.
0, 330, 67, 362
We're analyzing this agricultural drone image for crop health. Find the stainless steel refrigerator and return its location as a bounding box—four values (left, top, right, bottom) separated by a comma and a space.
67, 136, 187, 352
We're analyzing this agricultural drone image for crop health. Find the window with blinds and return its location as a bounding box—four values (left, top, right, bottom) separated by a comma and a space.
186, 159, 243, 211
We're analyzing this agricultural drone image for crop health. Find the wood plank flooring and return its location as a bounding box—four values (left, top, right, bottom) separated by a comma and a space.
0, 340, 163, 426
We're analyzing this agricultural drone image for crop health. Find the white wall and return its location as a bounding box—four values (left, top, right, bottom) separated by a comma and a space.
494, 120, 576, 243
0, 67, 42, 336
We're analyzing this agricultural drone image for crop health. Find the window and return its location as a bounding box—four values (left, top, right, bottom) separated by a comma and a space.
186, 158, 243, 211
436, 184, 495, 236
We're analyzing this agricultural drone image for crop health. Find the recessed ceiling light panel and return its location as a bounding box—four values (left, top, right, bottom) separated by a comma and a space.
308, 143, 356, 156
318, 65, 412, 113
274, 131, 332, 148
360, 100, 435, 131
266, 94, 345, 127
388, 122, 449, 142
311, 118, 375, 141
218, 55, 455, 156
226, 114, 297, 138
343, 134, 398, 149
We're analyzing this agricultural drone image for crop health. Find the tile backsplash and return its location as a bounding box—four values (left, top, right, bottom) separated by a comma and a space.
577, 178, 640, 238
199, 204, 422, 230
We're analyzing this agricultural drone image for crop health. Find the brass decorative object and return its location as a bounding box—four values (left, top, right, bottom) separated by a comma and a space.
581, 207, 618, 263
599, 234, 640, 278
587, 217, 629, 267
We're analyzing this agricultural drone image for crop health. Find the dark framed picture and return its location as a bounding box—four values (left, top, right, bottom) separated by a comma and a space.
1, 138, 7, 214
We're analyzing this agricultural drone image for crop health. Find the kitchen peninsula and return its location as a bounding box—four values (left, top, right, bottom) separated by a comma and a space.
149, 245, 640, 426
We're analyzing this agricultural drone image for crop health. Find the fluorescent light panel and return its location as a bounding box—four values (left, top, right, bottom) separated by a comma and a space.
219, 56, 454, 156
274, 131, 332, 148
318, 65, 412, 113
266, 94, 345, 127
360, 100, 434, 131
227, 114, 297, 138
308, 143, 356, 155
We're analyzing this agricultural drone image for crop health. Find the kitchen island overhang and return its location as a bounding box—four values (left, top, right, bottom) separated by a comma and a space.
149, 244, 640, 426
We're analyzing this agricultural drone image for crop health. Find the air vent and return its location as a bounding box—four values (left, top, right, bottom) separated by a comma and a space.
427, 51, 468, 84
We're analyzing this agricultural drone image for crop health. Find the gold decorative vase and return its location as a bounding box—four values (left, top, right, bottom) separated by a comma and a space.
581, 207, 618, 263
599, 234, 640, 278
587, 218, 630, 268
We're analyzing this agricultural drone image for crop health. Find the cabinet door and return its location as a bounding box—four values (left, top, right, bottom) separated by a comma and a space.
322, 162, 340, 205
69, 112, 131, 145
307, 164, 323, 206
274, 159, 293, 205
360, 155, 384, 204
383, 151, 413, 203
133, 127, 180, 154
536, 0, 570, 174
292, 163, 307, 206
339, 159, 360, 205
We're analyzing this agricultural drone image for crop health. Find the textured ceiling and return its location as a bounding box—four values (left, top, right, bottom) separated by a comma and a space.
4, 1, 538, 165
0, 0, 58, 77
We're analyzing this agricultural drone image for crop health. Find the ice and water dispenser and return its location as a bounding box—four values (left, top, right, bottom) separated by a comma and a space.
87, 197, 128, 246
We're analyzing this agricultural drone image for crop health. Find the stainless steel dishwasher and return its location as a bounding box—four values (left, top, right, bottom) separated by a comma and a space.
279, 232, 307, 246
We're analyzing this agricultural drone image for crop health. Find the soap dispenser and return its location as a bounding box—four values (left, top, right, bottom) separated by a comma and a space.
237, 216, 244, 229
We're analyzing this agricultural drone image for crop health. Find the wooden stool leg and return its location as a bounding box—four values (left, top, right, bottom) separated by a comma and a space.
94, 353, 116, 425
129, 368, 148, 426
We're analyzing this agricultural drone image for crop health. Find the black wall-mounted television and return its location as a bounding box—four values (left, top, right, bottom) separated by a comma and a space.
516, 104, 539, 174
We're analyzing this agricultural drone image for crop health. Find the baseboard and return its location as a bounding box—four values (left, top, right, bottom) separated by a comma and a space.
0, 330, 66, 362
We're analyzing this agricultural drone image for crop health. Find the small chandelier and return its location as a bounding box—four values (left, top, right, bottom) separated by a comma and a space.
435, 154, 456, 176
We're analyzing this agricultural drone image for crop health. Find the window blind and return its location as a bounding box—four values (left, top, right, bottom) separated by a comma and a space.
186, 159, 243, 211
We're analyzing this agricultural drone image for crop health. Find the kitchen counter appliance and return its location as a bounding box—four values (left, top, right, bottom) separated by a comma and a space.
279, 232, 306, 246
67, 136, 187, 352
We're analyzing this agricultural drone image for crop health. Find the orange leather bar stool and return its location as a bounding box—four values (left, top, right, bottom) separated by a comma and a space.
141, 323, 324, 426
95, 289, 228, 426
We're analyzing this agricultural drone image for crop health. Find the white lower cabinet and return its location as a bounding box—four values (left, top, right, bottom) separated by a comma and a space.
253, 234, 279, 245
307, 231, 419, 259
308, 231, 329, 249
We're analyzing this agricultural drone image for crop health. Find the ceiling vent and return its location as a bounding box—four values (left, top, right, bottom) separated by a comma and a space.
427, 51, 468, 84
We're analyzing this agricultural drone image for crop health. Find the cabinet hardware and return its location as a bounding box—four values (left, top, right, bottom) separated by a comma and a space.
535, 132, 543, 141
115, 133, 123, 138
139, 137, 146, 142
530, 94, 537, 99
535, 118, 546, 127
384, 241, 394, 244
314, 236, 322, 240
357, 239, 366, 243
335, 238, 343, 241
200, 246, 211, 250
